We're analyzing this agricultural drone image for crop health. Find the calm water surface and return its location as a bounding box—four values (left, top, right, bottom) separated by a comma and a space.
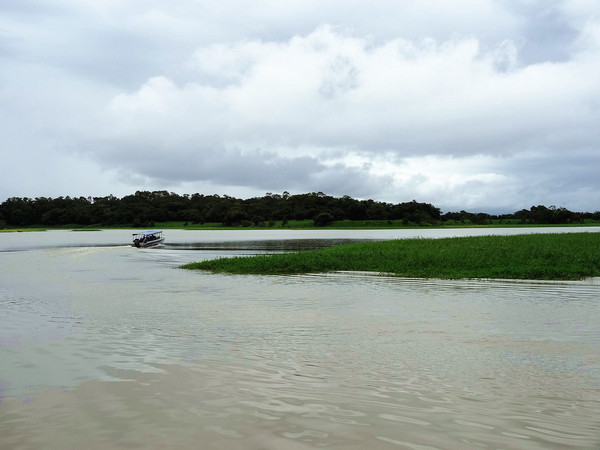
1, 229, 599, 449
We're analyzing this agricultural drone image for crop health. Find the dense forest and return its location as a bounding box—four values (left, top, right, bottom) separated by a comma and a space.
0, 191, 598, 228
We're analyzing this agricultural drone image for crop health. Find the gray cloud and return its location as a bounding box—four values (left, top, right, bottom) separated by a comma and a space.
503, 0, 580, 63
1, 1, 599, 212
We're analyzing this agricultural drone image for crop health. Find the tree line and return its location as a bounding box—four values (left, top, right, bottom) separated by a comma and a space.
0, 191, 598, 228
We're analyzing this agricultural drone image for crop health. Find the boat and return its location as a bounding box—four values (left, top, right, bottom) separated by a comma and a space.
132, 230, 165, 248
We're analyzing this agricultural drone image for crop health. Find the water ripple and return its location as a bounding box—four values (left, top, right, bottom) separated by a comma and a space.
1, 231, 600, 449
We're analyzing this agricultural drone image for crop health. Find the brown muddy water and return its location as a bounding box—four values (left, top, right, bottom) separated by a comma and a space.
1, 229, 599, 449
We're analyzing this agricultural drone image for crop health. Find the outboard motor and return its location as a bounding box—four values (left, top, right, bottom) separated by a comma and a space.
133, 238, 140, 248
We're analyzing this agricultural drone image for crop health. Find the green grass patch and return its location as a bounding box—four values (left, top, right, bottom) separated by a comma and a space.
181, 232, 600, 280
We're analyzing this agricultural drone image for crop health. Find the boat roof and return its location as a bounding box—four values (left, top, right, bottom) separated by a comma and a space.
133, 230, 163, 236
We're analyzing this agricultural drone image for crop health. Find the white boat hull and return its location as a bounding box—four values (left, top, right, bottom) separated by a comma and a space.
132, 230, 165, 248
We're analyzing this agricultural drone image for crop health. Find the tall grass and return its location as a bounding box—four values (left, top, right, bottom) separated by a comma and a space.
181, 233, 600, 280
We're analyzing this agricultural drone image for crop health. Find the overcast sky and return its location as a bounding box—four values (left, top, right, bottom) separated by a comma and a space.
1, 0, 599, 213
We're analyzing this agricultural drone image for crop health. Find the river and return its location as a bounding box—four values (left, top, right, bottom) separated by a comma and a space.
1, 228, 599, 449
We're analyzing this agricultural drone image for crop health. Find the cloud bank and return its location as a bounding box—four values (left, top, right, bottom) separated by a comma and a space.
1, 1, 599, 212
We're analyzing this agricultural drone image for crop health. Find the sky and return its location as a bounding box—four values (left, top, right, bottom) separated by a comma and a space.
1, 0, 599, 213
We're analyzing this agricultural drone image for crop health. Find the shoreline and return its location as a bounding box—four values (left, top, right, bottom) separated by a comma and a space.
2, 221, 600, 232
326, 271, 600, 285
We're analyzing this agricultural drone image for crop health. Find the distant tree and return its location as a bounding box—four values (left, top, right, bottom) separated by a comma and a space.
472, 213, 491, 225
347, 202, 367, 220
252, 215, 265, 226
223, 206, 248, 226
1, 191, 596, 228
314, 212, 334, 227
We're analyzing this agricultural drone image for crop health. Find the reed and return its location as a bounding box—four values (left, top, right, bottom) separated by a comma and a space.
181, 232, 600, 280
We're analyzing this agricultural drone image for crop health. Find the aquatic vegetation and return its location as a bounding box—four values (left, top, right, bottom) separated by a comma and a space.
181, 232, 600, 280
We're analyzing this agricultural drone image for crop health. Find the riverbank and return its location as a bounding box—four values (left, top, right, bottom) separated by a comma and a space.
0, 228, 46, 232
181, 232, 600, 280
3, 219, 600, 231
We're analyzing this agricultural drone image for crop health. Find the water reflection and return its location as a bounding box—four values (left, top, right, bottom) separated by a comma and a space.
166, 238, 368, 251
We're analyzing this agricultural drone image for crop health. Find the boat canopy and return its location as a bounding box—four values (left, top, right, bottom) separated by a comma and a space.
133, 230, 163, 236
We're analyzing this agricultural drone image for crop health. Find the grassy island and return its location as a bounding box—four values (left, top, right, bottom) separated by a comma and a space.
181, 232, 600, 280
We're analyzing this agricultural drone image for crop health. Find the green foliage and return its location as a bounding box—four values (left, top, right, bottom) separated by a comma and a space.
314, 212, 334, 226
1, 191, 598, 228
181, 233, 600, 281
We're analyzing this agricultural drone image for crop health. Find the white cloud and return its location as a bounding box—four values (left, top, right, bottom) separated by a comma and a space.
1, 1, 600, 211
103, 26, 594, 154
78, 25, 600, 209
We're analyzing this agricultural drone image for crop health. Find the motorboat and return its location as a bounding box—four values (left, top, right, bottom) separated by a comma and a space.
132, 230, 165, 248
